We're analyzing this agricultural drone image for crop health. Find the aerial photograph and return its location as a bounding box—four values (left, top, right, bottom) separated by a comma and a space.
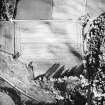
0, 0, 105, 105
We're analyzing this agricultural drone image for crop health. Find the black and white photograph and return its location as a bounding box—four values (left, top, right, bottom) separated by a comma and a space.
0, 0, 105, 105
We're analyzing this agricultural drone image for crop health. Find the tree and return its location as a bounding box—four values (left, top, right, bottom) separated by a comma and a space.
0, 0, 16, 20
82, 12, 105, 105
